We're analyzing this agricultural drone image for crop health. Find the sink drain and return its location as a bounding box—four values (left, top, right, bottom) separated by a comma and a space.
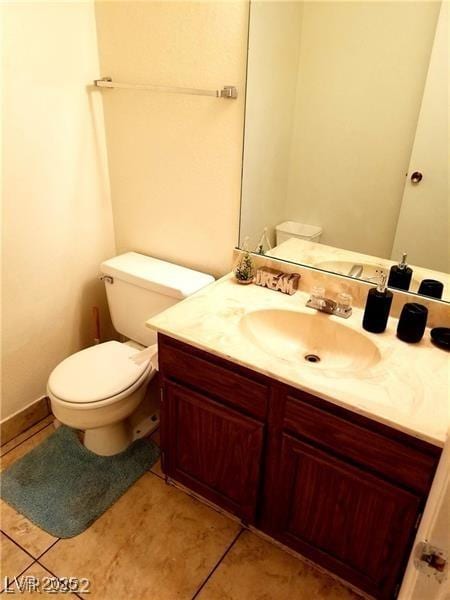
304, 353, 321, 363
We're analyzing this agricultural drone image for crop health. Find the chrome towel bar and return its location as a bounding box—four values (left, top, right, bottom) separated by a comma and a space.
94, 77, 238, 99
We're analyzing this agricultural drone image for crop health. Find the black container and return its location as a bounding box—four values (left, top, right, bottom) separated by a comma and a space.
388, 253, 413, 291
430, 327, 450, 350
418, 279, 444, 299
362, 276, 393, 334
397, 303, 428, 343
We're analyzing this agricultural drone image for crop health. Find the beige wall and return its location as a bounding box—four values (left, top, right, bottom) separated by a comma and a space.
285, 1, 440, 258
240, 1, 303, 250
95, 1, 249, 278
392, 1, 449, 273
241, 1, 441, 260
1, 1, 116, 420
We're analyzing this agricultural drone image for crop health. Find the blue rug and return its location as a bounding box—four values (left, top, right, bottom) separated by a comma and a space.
0, 426, 160, 538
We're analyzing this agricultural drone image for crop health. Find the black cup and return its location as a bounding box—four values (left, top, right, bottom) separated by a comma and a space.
417, 279, 444, 299
397, 303, 428, 343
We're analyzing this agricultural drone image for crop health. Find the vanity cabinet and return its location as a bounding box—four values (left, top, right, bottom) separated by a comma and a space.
158, 334, 441, 600
270, 433, 420, 598
159, 335, 269, 522
162, 381, 264, 522
261, 387, 438, 600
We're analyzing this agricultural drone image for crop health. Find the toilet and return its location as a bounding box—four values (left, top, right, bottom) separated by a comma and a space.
275, 221, 322, 245
47, 252, 214, 456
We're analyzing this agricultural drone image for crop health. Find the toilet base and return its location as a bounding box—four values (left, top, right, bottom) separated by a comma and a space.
84, 421, 130, 456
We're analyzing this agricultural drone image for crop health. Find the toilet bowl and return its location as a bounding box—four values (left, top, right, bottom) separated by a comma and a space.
48, 341, 155, 456
47, 252, 214, 456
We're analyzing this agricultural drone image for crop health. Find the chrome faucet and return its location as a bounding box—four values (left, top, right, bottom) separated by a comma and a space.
347, 264, 364, 278
306, 286, 353, 319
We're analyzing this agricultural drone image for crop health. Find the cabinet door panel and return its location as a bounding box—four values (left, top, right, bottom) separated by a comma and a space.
274, 434, 421, 599
164, 381, 264, 522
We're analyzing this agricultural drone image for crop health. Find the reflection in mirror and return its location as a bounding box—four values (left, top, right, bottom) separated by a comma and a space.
239, 0, 449, 302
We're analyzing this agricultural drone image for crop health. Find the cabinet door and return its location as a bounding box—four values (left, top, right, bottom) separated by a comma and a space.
272, 434, 421, 599
163, 381, 264, 523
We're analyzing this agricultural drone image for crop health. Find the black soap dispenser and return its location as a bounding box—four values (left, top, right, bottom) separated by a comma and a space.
362, 273, 393, 333
387, 252, 413, 291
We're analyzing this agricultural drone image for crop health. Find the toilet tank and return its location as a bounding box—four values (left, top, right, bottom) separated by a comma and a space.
100, 252, 214, 346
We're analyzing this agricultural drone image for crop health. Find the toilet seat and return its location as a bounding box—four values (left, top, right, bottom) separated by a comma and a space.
47, 341, 153, 407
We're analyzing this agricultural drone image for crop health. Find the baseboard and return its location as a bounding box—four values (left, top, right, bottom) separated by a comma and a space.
1, 397, 51, 446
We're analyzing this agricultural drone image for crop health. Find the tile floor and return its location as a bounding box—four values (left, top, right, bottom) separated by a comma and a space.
1, 418, 361, 599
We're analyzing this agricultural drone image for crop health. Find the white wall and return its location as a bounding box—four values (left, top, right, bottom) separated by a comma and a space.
240, 1, 303, 250
1, 1, 116, 420
241, 1, 441, 260
285, 1, 440, 258
95, 1, 249, 278
392, 1, 449, 273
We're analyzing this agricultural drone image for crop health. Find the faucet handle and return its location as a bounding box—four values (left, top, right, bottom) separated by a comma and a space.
306, 287, 351, 318
311, 285, 326, 306
336, 292, 353, 316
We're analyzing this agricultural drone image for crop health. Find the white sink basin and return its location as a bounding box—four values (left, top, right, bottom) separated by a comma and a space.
240, 309, 381, 373
314, 260, 421, 292
314, 260, 385, 281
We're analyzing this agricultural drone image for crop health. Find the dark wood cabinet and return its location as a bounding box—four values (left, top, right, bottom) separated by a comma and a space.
162, 381, 264, 522
158, 334, 441, 599
270, 434, 421, 599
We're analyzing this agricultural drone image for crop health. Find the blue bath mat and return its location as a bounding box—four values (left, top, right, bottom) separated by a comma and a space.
0, 426, 160, 538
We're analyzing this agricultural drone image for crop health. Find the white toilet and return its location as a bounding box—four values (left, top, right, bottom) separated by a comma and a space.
47, 252, 214, 456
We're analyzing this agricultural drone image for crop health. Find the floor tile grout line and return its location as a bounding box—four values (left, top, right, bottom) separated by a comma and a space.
1, 412, 53, 449
34, 537, 61, 561
1, 420, 54, 458
148, 468, 164, 480
191, 528, 243, 600
0, 527, 60, 563
0, 558, 39, 593
0, 529, 39, 562
2, 417, 53, 448
35, 559, 83, 600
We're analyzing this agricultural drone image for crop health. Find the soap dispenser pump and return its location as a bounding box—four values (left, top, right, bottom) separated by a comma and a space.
387, 252, 413, 291
362, 272, 393, 334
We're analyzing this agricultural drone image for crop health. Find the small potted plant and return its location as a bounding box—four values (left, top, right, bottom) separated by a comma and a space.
234, 247, 255, 285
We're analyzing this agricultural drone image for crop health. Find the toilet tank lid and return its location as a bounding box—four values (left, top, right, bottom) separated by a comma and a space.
101, 252, 215, 300
276, 221, 322, 237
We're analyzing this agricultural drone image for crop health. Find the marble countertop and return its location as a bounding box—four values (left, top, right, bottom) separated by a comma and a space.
147, 274, 449, 447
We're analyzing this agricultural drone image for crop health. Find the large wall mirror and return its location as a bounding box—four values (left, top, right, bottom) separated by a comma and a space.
239, 0, 449, 303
